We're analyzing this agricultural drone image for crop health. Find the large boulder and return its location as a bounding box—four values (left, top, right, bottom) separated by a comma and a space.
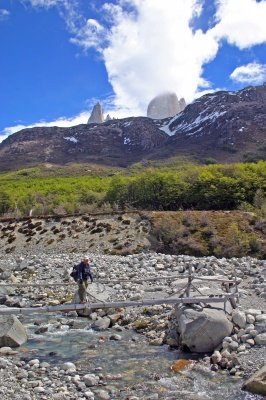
174, 306, 233, 353
242, 365, 266, 396
0, 315, 27, 347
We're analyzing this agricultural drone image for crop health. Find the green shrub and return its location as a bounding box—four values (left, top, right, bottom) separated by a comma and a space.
1, 161, 266, 215
0, 191, 12, 214
203, 158, 218, 165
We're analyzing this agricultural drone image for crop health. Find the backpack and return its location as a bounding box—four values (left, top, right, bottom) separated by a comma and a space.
70, 264, 79, 282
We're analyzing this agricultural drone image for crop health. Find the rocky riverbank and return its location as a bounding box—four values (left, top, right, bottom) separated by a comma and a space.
0, 252, 265, 399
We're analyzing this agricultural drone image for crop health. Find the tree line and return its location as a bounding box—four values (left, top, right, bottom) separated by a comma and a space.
0, 161, 265, 216
105, 161, 266, 211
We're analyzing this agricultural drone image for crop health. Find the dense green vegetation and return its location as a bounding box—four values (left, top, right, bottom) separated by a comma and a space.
106, 161, 266, 212
0, 161, 265, 217
0, 175, 111, 216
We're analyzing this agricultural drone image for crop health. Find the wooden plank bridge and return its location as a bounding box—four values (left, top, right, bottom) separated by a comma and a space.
0, 268, 240, 315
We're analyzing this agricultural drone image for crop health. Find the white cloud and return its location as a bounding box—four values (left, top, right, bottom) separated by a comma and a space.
19, 0, 266, 108
24, 0, 63, 8
0, 8, 10, 19
21, 0, 220, 114
58, 0, 266, 113
69, 18, 105, 49
101, 0, 219, 112
230, 62, 266, 84
212, 0, 266, 49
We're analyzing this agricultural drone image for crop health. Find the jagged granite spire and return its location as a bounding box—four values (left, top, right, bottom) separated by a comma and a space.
87, 102, 104, 124
147, 93, 186, 119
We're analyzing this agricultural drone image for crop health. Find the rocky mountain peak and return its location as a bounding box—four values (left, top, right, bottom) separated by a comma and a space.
87, 102, 104, 124
147, 92, 186, 119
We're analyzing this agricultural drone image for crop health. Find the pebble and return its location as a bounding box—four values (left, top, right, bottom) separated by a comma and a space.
96, 389, 110, 400
83, 374, 100, 387
62, 362, 76, 371
109, 334, 122, 341
255, 333, 266, 345
84, 390, 95, 399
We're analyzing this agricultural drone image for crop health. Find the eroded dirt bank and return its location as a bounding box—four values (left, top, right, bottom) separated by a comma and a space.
0, 211, 265, 259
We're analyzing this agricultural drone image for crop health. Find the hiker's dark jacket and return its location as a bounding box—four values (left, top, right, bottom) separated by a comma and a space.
76, 262, 93, 282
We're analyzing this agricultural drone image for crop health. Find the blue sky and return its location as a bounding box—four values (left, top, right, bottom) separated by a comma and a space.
1, 0, 266, 140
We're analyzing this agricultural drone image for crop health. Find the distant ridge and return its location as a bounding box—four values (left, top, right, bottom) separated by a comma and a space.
0, 84, 266, 170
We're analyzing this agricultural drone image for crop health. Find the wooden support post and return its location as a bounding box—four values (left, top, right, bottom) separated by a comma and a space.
185, 265, 193, 297
224, 283, 237, 309
234, 272, 239, 304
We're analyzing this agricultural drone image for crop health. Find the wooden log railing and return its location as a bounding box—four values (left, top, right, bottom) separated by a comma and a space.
0, 274, 242, 288
0, 293, 238, 315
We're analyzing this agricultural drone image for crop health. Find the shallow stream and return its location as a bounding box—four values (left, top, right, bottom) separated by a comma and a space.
18, 314, 261, 400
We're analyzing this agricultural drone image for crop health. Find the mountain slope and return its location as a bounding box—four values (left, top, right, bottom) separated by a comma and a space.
157, 84, 266, 162
0, 117, 167, 170
0, 84, 266, 170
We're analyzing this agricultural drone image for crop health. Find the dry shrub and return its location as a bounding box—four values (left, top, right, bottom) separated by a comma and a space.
201, 227, 214, 239
254, 219, 266, 234
182, 212, 194, 226
200, 213, 209, 227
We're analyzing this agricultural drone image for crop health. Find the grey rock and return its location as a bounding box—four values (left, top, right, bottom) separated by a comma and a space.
254, 333, 266, 345
246, 314, 255, 324
175, 306, 233, 353
255, 314, 266, 323
243, 365, 266, 396
84, 390, 95, 399
91, 317, 111, 331
237, 344, 246, 352
147, 93, 186, 119
232, 310, 246, 328
0, 357, 11, 368
62, 362, 76, 371
246, 309, 262, 316
109, 334, 122, 341
88, 102, 104, 124
228, 341, 239, 351
96, 389, 110, 400
0, 346, 18, 355
83, 373, 100, 386
211, 350, 222, 364
0, 315, 27, 347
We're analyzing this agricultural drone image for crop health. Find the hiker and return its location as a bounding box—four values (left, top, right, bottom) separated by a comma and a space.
71, 256, 93, 304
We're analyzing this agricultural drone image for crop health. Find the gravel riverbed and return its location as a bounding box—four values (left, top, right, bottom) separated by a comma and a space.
0, 251, 265, 399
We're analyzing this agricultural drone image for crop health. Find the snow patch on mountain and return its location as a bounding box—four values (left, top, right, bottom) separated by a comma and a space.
64, 136, 78, 143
